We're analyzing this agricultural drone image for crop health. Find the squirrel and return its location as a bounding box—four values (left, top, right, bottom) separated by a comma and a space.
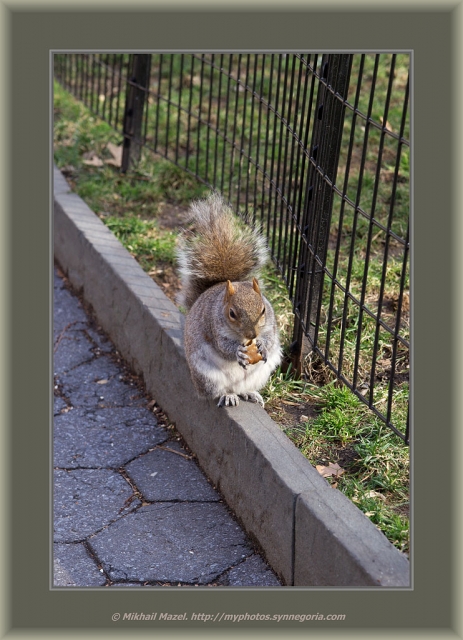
177, 192, 282, 408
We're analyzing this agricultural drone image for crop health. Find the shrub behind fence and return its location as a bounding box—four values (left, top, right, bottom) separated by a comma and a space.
54, 52, 410, 443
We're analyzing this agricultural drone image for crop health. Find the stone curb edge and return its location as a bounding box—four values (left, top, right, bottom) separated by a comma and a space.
53, 165, 410, 588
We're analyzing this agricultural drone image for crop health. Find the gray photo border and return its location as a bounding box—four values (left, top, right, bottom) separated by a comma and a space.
1, 1, 461, 638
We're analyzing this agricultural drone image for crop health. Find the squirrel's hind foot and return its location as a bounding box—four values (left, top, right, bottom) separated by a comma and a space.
239, 392, 264, 407
218, 393, 240, 407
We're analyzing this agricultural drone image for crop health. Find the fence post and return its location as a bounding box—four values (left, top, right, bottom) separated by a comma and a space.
292, 54, 352, 375
121, 54, 151, 173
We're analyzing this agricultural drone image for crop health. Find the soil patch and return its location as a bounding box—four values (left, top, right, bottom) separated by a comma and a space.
156, 201, 191, 230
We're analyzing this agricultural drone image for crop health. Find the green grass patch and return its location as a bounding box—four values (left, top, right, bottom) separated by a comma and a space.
104, 215, 177, 272
262, 377, 409, 553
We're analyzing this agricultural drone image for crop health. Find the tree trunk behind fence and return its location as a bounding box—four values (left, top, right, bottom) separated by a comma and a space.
122, 54, 151, 172
292, 54, 353, 375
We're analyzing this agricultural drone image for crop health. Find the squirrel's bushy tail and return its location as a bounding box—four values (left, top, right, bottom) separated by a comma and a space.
177, 192, 269, 309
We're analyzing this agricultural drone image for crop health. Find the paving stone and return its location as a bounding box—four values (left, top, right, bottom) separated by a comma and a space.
53, 542, 106, 587
88, 502, 253, 584
53, 263, 283, 587
125, 441, 219, 502
54, 330, 95, 375
54, 406, 168, 469
54, 469, 140, 542
218, 554, 281, 587
55, 355, 145, 409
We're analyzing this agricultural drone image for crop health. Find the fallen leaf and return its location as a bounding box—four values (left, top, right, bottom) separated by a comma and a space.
61, 138, 75, 147
315, 462, 345, 479
380, 117, 393, 131
96, 379, 109, 385
104, 142, 123, 167
82, 152, 104, 167
367, 490, 386, 501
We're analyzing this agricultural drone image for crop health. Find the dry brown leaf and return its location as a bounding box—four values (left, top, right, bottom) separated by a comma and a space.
82, 152, 104, 167
316, 462, 345, 479
380, 117, 393, 131
104, 142, 123, 167
367, 490, 386, 501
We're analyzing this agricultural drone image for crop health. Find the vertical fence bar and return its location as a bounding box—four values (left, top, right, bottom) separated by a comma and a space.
292, 54, 353, 374
269, 55, 283, 255
213, 54, 224, 188
174, 54, 184, 164
220, 55, 233, 196
121, 54, 151, 173
229, 54, 242, 206
114, 55, 125, 133
245, 54, 258, 214
236, 54, 251, 210
253, 54, 266, 223
261, 54, 275, 239
196, 55, 206, 179
279, 54, 297, 281
205, 54, 215, 185
289, 54, 318, 302
165, 55, 174, 159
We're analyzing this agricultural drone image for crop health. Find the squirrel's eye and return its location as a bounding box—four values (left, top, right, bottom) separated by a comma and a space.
229, 309, 237, 320
261, 307, 266, 316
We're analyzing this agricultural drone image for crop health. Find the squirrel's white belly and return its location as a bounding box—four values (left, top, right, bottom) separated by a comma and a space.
190, 342, 280, 397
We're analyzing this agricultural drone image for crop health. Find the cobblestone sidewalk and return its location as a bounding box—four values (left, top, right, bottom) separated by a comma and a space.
53, 266, 281, 587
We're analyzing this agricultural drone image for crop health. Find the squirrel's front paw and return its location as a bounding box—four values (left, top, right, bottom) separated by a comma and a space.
218, 394, 240, 407
236, 345, 250, 369
239, 392, 264, 407
255, 339, 268, 363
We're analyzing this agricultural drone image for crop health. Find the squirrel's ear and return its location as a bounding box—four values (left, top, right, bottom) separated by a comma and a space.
252, 278, 261, 295
225, 280, 235, 302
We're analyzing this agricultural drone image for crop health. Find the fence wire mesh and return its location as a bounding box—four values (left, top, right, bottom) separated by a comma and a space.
54, 52, 410, 443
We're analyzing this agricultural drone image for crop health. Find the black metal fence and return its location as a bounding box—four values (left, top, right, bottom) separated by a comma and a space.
54, 52, 410, 443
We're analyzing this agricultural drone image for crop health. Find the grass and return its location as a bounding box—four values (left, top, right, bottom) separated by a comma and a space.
261, 371, 409, 553
104, 215, 177, 271
53, 55, 410, 554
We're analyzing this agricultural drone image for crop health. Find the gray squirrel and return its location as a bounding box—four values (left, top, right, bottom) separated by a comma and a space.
177, 192, 282, 408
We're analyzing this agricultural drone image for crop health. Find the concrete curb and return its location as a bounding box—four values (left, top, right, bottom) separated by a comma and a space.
53, 165, 410, 587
